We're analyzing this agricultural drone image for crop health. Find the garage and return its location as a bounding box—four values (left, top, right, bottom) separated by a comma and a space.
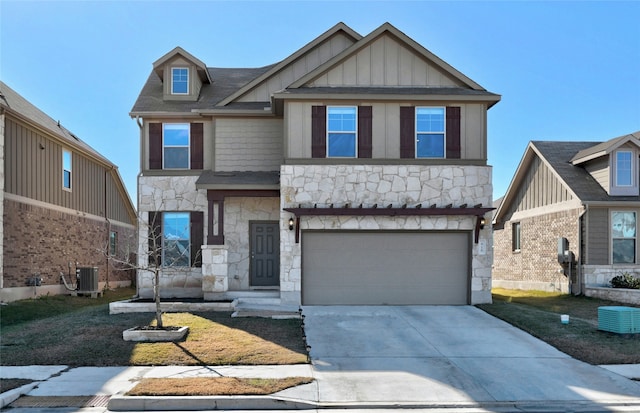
302, 231, 470, 305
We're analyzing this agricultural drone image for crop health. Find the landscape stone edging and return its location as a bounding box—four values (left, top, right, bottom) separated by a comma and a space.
584, 286, 640, 306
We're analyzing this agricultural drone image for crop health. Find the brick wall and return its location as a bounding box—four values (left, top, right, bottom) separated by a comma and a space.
493, 209, 581, 293
2, 198, 135, 290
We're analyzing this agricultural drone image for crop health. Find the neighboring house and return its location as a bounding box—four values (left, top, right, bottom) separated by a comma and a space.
131, 22, 500, 306
0, 81, 137, 302
493, 132, 640, 296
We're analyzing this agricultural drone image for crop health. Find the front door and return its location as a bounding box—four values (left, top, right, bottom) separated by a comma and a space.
250, 221, 280, 287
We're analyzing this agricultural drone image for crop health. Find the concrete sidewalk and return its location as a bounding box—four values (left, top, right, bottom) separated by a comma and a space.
2, 363, 640, 411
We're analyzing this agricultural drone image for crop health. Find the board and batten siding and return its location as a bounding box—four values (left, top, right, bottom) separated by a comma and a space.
4, 117, 132, 224
309, 34, 465, 88
214, 118, 283, 172
237, 32, 356, 103
285, 101, 485, 160
585, 207, 609, 265
505, 156, 573, 218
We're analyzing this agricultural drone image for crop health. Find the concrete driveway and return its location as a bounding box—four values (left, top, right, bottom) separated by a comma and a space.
301, 305, 640, 409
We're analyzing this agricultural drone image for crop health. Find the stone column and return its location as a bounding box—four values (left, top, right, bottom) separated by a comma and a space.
202, 245, 228, 300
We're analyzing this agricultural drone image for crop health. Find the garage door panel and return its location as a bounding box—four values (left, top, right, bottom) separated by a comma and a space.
302, 231, 469, 305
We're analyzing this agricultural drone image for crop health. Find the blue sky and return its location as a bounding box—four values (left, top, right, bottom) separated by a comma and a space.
2, 0, 639, 203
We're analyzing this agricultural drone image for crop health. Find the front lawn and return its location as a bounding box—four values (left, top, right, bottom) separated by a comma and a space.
477, 288, 639, 365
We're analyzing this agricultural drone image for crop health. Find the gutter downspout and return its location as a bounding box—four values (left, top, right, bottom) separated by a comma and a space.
134, 116, 144, 298
577, 204, 589, 296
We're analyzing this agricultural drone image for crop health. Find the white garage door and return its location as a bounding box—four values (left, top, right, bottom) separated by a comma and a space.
302, 231, 469, 305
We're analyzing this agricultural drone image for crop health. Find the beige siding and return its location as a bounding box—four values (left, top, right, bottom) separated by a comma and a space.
584, 157, 609, 193
586, 207, 609, 265
310, 35, 465, 87
505, 156, 573, 217
162, 56, 202, 101
285, 101, 486, 160
238, 32, 356, 102
215, 118, 283, 171
5, 117, 133, 223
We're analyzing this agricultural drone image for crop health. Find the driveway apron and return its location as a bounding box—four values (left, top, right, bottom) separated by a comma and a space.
301, 306, 640, 405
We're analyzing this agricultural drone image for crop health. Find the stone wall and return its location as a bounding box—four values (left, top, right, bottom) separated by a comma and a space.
584, 286, 640, 306
492, 209, 581, 293
280, 164, 493, 305
137, 176, 208, 298
582, 265, 639, 287
1, 196, 135, 302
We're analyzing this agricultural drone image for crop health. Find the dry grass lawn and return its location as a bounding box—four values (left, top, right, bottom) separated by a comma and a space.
478, 288, 639, 365
127, 377, 314, 396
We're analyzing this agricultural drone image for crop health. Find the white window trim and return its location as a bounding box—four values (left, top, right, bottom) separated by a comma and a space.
326, 106, 358, 158
415, 106, 446, 159
611, 210, 637, 265
62, 148, 72, 191
162, 123, 191, 170
171, 67, 189, 95
610, 149, 639, 196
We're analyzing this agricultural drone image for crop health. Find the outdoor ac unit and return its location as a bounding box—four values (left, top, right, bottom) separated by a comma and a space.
598, 306, 640, 334
77, 267, 99, 291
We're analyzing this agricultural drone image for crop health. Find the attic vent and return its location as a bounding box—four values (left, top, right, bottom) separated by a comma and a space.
598, 306, 640, 334
76, 267, 99, 292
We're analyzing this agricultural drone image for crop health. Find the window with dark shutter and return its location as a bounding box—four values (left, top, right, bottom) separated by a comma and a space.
311, 106, 327, 158
358, 106, 372, 158
190, 123, 204, 170
446, 107, 461, 159
190, 211, 204, 267
149, 123, 163, 169
399, 107, 415, 158
148, 211, 162, 266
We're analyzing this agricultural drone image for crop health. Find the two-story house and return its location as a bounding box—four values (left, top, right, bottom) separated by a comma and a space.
492, 132, 640, 301
0, 81, 137, 302
131, 22, 500, 307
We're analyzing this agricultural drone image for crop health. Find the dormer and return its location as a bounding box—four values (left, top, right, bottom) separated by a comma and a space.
153, 47, 211, 101
571, 132, 640, 196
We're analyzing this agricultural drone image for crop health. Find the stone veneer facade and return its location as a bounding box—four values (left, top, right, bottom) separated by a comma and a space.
279, 164, 494, 306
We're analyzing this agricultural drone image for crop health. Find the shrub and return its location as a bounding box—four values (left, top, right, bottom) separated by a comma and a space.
610, 272, 640, 289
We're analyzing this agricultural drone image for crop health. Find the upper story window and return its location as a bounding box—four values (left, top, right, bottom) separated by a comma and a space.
612, 211, 636, 264
615, 151, 633, 186
163, 124, 190, 169
327, 106, 357, 157
171, 68, 189, 94
416, 107, 445, 158
62, 149, 72, 190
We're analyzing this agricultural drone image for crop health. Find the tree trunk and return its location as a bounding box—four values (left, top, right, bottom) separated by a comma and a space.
154, 269, 163, 328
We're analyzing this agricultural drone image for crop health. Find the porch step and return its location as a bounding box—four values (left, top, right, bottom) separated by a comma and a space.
232, 297, 301, 319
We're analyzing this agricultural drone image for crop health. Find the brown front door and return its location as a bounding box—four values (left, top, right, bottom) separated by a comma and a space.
250, 221, 280, 287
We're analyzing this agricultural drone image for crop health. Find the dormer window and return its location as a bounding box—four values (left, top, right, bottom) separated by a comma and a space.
171, 68, 189, 95
610, 149, 638, 196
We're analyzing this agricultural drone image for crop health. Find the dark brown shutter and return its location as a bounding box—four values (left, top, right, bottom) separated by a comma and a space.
190, 123, 204, 169
357, 106, 372, 158
446, 107, 461, 159
149, 123, 163, 169
148, 211, 162, 266
311, 105, 326, 158
400, 107, 415, 158
190, 211, 204, 267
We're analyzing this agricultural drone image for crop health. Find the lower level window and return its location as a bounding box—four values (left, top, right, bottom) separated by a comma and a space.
163, 212, 190, 266
109, 231, 117, 256
512, 222, 521, 251
612, 211, 636, 264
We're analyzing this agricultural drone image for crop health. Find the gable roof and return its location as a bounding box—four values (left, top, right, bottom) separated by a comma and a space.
289, 22, 487, 92
571, 131, 640, 165
131, 22, 500, 116
216, 22, 362, 107
494, 135, 640, 223
0, 81, 136, 222
153, 46, 212, 84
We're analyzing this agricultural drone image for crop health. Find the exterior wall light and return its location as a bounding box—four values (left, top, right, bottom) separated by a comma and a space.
288, 217, 295, 231
479, 217, 486, 229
